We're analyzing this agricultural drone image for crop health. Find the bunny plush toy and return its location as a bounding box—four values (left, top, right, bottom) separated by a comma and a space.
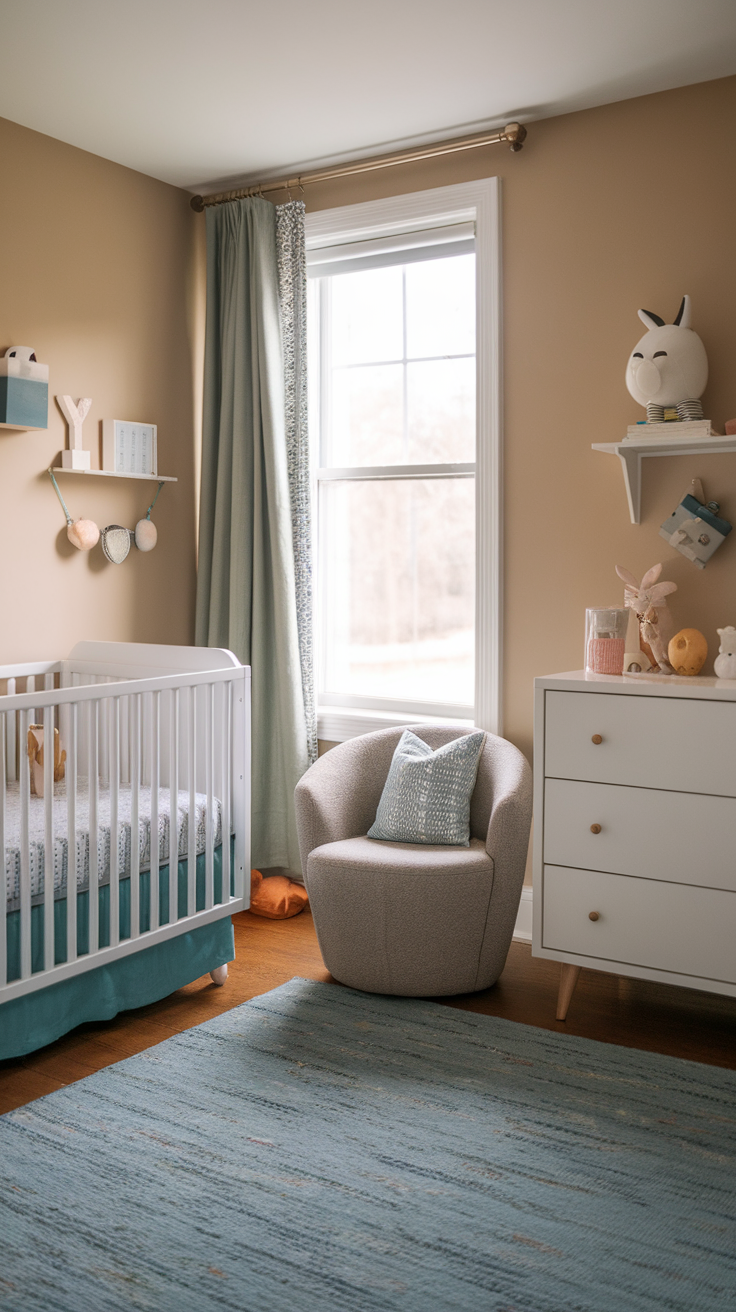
616, 563, 677, 673
626, 295, 708, 423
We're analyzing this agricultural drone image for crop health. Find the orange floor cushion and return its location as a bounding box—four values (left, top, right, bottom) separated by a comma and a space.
249, 869, 309, 919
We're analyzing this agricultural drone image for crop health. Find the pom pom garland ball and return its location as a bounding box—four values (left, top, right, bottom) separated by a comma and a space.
67, 518, 100, 551
134, 518, 157, 552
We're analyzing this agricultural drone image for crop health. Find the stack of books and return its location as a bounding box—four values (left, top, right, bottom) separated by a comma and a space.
624, 419, 718, 441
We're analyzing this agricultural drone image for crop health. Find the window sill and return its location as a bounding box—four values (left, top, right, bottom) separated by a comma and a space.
317, 705, 475, 744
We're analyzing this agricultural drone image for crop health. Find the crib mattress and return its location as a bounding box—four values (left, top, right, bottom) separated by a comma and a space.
4, 780, 223, 910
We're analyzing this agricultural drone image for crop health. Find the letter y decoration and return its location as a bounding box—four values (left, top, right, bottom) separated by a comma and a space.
58, 395, 92, 469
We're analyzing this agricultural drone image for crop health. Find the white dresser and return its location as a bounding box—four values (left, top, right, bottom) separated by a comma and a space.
533, 671, 736, 1019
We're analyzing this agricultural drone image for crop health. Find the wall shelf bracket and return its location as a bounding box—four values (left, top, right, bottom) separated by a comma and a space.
592, 436, 736, 524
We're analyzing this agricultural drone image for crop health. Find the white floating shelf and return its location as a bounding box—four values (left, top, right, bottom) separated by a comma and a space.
592, 435, 736, 524
1, 421, 47, 431
51, 467, 177, 483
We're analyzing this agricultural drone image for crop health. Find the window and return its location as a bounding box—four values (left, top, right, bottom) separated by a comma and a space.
305, 180, 501, 741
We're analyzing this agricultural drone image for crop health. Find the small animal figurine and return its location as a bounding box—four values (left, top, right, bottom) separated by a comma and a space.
626, 295, 708, 422
27, 725, 66, 797
616, 564, 677, 673
668, 629, 707, 676
714, 627, 736, 679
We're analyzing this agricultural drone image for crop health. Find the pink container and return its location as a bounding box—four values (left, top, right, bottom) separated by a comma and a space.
585, 608, 628, 675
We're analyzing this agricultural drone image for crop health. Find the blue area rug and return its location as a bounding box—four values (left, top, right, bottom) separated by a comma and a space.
2, 978, 735, 1312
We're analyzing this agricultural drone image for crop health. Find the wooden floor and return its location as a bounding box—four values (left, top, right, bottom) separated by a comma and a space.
2, 908, 735, 1115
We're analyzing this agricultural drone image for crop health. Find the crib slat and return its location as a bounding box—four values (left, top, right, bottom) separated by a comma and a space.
150, 691, 160, 933
205, 683, 214, 911
99, 678, 109, 790
129, 694, 140, 940
88, 700, 99, 953
19, 709, 32, 980
66, 702, 77, 965
0, 714, 6, 986
6, 679, 16, 783
222, 680, 231, 905
169, 688, 179, 924
109, 697, 120, 947
187, 684, 196, 917
43, 704, 54, 971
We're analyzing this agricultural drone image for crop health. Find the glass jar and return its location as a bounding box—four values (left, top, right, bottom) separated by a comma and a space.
585, 607, 628, 675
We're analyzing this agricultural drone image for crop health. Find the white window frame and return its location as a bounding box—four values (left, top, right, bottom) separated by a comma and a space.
306, 177, 502, 743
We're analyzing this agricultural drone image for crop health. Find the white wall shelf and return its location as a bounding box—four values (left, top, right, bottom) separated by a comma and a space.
592, 435, 736, 524
51, 467, 177, 483
1, 421, 47, 431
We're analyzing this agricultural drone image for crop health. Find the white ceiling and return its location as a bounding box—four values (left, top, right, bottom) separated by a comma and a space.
1, 0, 735, 193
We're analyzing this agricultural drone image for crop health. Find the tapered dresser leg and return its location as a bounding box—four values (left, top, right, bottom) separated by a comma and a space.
556, 963, 581, 1021
210, 964, 228, 986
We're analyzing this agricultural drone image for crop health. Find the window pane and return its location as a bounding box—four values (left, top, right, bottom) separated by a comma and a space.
330, 266, 403, 365
330, 363, 404, 466
407, 358, 475, 463
405, 254, 475, 359
320, 478, 474, 705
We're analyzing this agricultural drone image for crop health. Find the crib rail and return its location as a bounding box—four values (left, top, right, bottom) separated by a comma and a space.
1, 662, 249, 1003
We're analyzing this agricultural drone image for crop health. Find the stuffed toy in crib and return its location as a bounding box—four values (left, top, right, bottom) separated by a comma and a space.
27, 725, 66, 797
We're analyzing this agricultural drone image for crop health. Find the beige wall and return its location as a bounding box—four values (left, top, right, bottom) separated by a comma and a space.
292, 75, 736, 765
0, 116, 200, 666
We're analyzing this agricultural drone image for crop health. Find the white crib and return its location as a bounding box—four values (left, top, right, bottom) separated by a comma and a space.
1, 641, 249, 1056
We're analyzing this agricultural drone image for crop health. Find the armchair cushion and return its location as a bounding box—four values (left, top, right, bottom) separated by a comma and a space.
367, 729, 485, 847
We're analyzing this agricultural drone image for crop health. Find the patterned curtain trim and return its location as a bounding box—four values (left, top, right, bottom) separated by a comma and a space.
276, 201, 317, 766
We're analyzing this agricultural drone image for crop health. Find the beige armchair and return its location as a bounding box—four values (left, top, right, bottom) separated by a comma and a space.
295, 726, 532, 997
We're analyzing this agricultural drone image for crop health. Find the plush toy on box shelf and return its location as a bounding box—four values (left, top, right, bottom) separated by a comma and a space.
625, 295, 708, 424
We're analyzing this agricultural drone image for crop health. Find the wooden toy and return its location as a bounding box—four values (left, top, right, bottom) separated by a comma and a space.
668, 629, 708, 676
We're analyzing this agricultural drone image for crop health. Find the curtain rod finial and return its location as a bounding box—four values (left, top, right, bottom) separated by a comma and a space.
190, 194, 205, 212
503, 122, 527, 151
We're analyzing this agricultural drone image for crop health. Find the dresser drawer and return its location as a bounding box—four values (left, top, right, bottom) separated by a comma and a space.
542, 865, 736, 984
545, 690, 736, 795
544, 778, 736, 891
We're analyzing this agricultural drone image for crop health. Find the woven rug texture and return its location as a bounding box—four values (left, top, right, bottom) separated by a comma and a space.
2, 977, 735, 1312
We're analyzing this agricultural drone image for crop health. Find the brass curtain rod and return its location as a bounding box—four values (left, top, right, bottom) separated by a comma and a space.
190, 122, 527, 211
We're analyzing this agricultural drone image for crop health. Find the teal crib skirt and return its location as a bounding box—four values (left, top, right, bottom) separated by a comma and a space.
2, 842, 236, 1061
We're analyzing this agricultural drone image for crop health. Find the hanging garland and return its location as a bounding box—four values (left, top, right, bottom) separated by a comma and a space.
48, 471, 165, 563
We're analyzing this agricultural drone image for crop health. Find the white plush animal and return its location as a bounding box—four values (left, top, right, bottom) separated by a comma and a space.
714, 627, 736, 679
626, 295, 708, 422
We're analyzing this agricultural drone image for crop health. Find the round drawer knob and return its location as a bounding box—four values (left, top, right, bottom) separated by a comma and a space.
591, 734, 603, 745
590, 823, 602, 834
588, 911, 600, 922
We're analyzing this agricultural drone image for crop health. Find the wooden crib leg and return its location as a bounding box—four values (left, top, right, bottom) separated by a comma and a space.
556, 963, 581, 1021
210, 964, 228, 986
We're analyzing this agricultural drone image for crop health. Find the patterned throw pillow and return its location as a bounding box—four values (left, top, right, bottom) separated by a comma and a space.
367, 730, 486, 847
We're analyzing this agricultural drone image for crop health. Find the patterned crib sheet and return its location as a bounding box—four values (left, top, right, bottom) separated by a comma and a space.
4, 781, 223, 909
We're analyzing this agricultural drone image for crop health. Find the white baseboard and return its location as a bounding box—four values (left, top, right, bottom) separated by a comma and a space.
513, 887, 533, 943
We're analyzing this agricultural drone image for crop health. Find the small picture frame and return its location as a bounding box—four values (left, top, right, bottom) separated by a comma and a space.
102, 419, 157, 476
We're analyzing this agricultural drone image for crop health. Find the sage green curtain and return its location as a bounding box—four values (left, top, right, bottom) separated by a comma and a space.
196, 196, 309, 872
